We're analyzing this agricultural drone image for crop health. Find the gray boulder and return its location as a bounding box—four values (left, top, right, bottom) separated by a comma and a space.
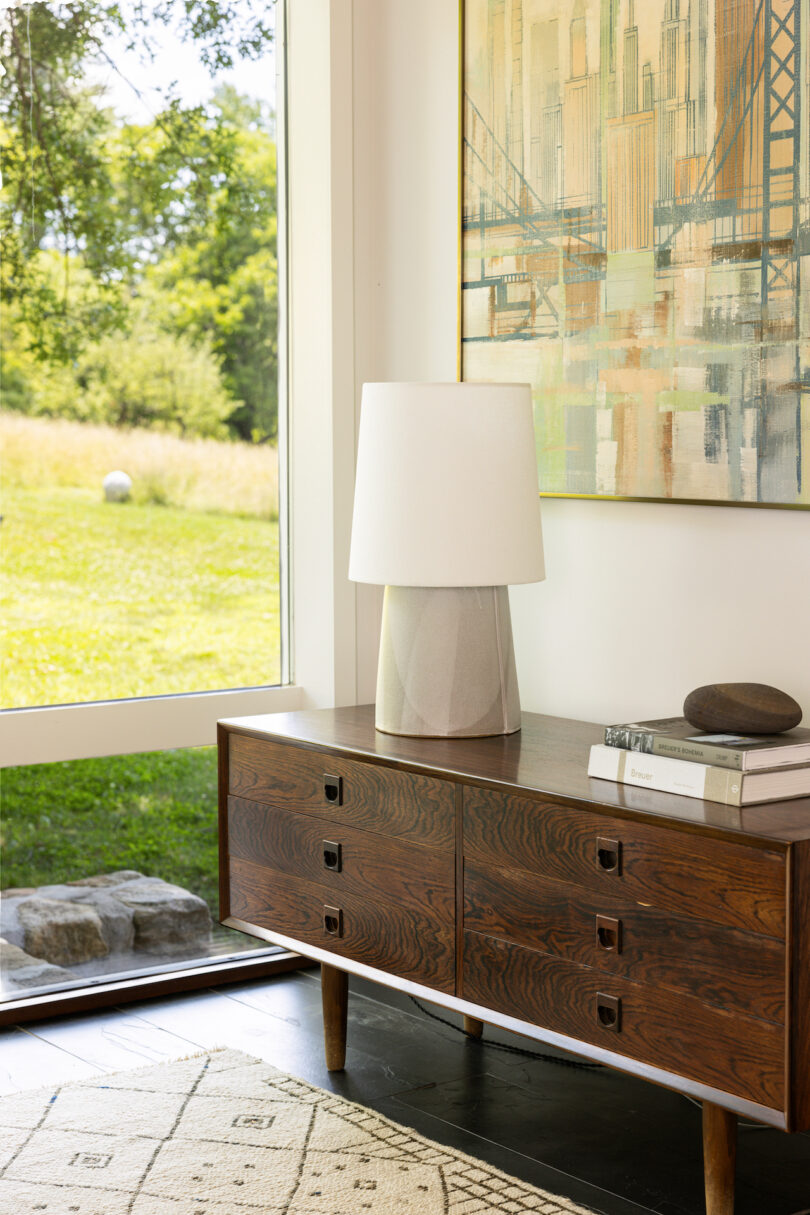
17, 898, 108, 965
66, 871, 143, 888
0, 939, 77, 989
34, 884, 96, 901
112, 878, 211, 954
74, 890, 136, 953
0, 898, 24, 949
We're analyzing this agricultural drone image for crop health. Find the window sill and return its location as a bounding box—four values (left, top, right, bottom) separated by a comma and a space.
0, 685, 305, 766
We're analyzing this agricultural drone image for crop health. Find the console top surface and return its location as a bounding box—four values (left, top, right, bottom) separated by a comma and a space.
220, 705, 810, 844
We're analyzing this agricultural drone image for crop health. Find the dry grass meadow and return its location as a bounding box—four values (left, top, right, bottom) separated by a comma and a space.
2, 412, 281, 707
1, 412, 279, 519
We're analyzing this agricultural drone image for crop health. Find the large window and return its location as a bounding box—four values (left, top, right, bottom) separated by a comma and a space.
1, 0, 292, 1012
1, 0, 283, 708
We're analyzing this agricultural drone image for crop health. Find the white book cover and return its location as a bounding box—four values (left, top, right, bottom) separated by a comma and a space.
587, 744, 741, 805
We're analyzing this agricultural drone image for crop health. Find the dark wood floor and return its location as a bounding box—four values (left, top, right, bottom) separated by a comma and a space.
3, 968, 810, 1215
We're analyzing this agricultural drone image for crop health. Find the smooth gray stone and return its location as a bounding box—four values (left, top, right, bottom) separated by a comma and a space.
684, 682, 803, 734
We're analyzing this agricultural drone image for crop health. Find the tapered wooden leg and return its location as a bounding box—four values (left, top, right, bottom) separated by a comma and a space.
702, 1102, 736, 1215
463, 1016, 484, 1039
321, 963, 348, 1071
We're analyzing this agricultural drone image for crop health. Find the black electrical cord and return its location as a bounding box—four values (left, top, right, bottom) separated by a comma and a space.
407, 995, 604, 1071
401, 995, 798, 1153
406, 997, 776, 1128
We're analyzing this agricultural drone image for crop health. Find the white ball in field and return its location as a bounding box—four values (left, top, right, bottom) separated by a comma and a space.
103, 470, 132, 502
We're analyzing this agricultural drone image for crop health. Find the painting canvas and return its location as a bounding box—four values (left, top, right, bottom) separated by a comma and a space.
461, 0, 810, 506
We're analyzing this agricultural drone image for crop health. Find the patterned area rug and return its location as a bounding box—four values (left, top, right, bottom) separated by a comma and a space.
0, 1048, 595, 1213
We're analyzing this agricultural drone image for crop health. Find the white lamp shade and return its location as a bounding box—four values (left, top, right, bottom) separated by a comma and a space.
349, 382, 545, 587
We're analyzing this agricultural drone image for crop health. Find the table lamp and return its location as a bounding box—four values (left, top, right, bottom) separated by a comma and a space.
349, 382, 545, 738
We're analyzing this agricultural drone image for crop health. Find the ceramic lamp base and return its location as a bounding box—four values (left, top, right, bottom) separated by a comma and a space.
375, 585, 521, 738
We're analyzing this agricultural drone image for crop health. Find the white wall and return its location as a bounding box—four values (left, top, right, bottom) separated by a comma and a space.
350, 0, 810, 725
351, 0, 461, 702
511, 498, 810, 724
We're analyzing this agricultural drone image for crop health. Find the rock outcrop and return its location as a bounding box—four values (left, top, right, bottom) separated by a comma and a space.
0, 871, 212, 992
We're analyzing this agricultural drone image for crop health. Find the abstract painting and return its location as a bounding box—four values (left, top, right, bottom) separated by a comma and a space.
461, 0, 809, 506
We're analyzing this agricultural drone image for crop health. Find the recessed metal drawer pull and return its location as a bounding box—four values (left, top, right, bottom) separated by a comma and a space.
322, 840, 342, 872
596, 836, 622, 875
323, 774, 343, 805
595, 914, 622, 953
323, 905, 343, 937
596, 992, 621, 1032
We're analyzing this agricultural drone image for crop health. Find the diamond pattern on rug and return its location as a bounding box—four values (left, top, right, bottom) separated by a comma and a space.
175, 1092, 313, 1149
0, 1048, 596, 1215
9, 1128, 159, 1190
45, 1082, 185, 1139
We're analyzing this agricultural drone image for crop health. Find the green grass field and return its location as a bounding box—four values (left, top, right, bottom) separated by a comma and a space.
2, 486, 280, 707
1, 747, 221, 911
2, 412, 281, 707
1, 412, 279, 519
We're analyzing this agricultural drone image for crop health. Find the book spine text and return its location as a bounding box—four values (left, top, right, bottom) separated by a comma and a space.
603, 728, 744, 770
588, 745, 742, 806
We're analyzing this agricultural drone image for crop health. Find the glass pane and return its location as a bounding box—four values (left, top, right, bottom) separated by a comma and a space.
1, 747, 277, 1001
1, 1, 282, 708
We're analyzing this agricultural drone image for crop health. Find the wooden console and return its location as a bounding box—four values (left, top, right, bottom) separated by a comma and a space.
218, 705, 810, 1214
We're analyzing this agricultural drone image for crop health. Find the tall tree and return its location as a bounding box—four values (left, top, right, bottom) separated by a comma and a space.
145, 85, 278, 439
1, 1, 277, 437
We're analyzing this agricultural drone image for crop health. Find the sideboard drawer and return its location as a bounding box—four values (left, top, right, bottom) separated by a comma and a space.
228, 796, 455, 920
464, 860, 786, 1022
464, 788, 787, 938
229, 734, 455, 850
462, 930, 785, 1112
229, 855, 455, 993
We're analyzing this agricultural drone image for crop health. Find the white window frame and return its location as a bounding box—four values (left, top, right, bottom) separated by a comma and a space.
0, 0, 358, 768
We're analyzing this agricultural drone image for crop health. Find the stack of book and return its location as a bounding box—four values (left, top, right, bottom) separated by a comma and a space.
588, 717, 810, 806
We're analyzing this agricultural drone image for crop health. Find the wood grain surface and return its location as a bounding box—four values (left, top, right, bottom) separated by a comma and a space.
229, 855, 455, 993
788, 839, 810, 1130
464, 859, 786, 1022
219, 706, 810, 843
228, 796, 454, 919
464, 787, 787, 938
321, 962, 348, 1072
462, 931, 785, 1111
702, 1102, 737, 1215
228, 733, 455, 849
218, 710, 809, 1130
217, 722, 231, 922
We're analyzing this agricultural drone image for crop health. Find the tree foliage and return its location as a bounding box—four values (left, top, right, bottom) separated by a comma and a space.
3, 288, 233, 437
0, 1, 278, 439
1, 3, 131, 361
143, 86, 279, 439
77, 319, 234, 437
